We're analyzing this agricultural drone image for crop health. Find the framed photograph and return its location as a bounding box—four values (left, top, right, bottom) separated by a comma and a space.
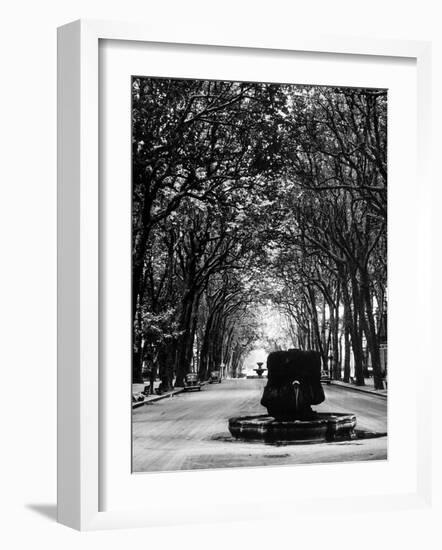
57, 19, 432, 530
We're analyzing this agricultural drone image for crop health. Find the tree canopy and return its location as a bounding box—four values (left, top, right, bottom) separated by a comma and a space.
132, 77, 387, 389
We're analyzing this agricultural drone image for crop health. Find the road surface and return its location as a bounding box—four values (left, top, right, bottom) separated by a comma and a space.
132, 378, 387, 472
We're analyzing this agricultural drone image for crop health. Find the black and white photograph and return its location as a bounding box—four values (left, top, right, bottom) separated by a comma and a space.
131, 76, 388, 473
4, 0, 440, 543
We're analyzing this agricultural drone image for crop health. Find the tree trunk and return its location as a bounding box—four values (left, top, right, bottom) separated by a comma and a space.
340, 271, 364, 385
175, 294, 194, 386
175, 289, 201, 386
308, 287, 327, 369
157, 342, 176, 392
330, 303, 341, 380
349, 273, 365, 386
198, 310, 215, 380
132, 310, 144, 383
360, 271, 384, 389
343, 324, 351, 383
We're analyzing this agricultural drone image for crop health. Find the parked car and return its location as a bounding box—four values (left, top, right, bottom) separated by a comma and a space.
209, 370, 222, 383
320, 370, 332, 384
183, 372, 202, 391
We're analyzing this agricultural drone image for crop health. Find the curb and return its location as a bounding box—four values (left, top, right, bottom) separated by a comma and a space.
132, 381, 211, 409
330, 381, 388, 398
132, 388, 184, 408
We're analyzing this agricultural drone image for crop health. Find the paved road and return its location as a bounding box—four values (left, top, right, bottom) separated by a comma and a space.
132, 378, 387, 473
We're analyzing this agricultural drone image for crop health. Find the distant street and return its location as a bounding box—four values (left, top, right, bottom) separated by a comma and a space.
132, 378, 387, 472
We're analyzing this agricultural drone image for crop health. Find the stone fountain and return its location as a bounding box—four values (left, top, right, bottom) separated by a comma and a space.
253, 362, 266, 378
229, 349, 356, 443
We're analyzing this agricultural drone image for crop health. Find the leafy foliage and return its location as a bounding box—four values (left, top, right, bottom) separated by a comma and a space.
132, 78, 387, 389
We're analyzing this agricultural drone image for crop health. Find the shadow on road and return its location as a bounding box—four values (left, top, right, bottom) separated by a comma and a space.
211, 428, 387, 447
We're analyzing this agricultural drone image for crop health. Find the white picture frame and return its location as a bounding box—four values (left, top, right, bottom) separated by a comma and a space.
57, 19, 432, 531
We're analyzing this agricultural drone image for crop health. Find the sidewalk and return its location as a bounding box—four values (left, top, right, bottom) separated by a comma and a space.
132, 381, 210, 408
132, 381, 184, 408
330, 379, 388, 397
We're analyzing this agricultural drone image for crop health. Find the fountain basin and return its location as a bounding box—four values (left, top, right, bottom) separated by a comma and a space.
228, 413, 356, 443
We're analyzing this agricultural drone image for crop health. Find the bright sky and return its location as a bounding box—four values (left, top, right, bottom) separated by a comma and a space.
242, 305, 296, 375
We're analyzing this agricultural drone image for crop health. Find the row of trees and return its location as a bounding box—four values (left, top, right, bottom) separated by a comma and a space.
263, 87, 388, 388
132, 78, 388, 390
